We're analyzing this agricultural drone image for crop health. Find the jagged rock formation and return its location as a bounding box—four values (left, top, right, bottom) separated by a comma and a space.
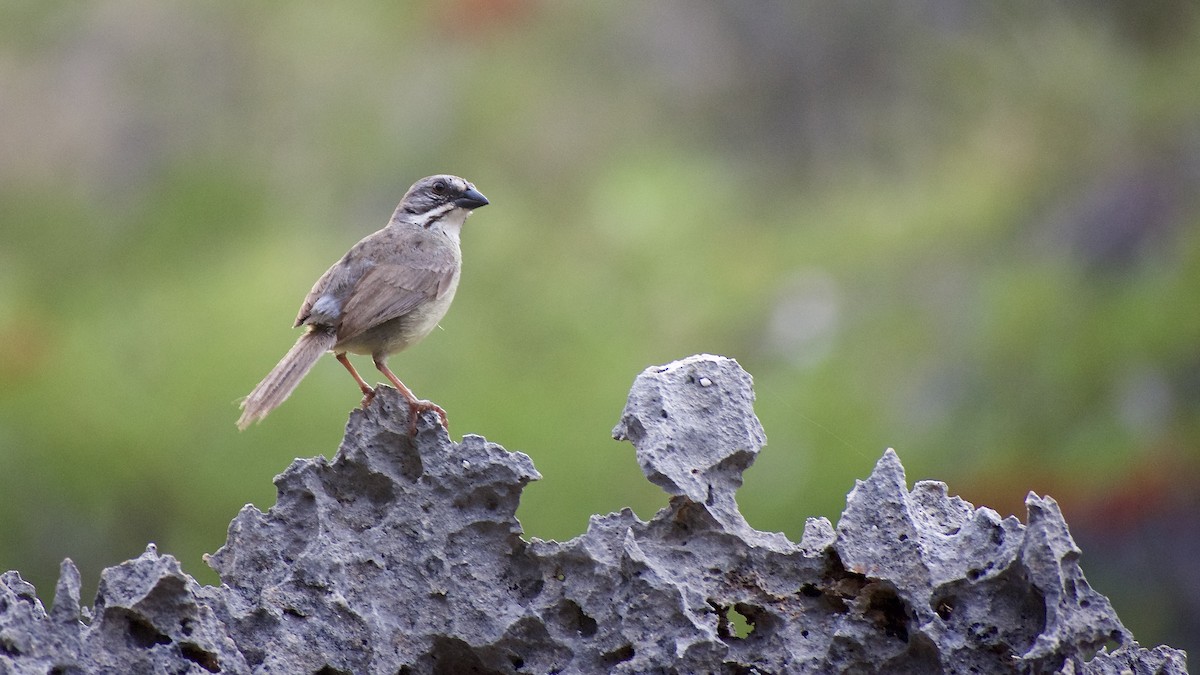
0, 354, 1189, 673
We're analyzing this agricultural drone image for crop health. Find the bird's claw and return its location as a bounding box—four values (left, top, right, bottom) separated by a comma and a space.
359, 389, 377, 409
408, 399, 448, 435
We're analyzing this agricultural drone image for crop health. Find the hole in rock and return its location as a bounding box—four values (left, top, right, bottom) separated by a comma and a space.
601, 644, 635, 666
709, 599, 731, 637
557, 599, 598, 637
935, 598, 954, 620
326, 460, 396, 509
729, 604, 758, 639
863, 582, 910, 642
1103, 631, 1127, 653
819, 548, 867, 613
709, 600, 764, 641
313, 666, 351, 675
125, 613, 171, 649
181, 642, 221, 673
430, 636, 504, 675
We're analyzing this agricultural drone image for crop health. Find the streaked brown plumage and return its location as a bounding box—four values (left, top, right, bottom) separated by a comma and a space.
237, 175, 488, 432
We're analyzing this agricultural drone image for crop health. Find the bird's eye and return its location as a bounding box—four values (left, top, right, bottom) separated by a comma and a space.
431, 180, 448, 196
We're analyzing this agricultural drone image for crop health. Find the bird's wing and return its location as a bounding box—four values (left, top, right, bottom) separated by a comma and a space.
294, 262, 341, 327
335, 259, 457, 343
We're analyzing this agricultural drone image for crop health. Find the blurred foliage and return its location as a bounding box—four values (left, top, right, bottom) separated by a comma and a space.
1, 0, 1198, 655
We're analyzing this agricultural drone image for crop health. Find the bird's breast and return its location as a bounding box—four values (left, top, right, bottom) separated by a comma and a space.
335, 276, 459, 357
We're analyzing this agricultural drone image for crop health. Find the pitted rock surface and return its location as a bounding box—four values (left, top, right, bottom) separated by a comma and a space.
613, 354, 766, 533
0, 355, 1188, 674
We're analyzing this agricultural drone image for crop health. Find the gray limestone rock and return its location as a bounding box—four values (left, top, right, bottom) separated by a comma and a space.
613, 354, 767, 534
0, 354, 1188, 673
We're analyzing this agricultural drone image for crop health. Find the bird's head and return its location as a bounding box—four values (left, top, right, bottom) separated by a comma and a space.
400, 175, 489, 220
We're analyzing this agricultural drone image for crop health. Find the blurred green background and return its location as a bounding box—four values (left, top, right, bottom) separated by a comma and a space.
1, 0, 1197, 656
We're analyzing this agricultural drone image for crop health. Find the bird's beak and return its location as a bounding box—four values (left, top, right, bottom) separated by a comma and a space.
454, 188, 489, 210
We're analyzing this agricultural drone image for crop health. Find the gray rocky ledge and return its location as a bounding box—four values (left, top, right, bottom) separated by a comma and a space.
0, 354, 1188, 674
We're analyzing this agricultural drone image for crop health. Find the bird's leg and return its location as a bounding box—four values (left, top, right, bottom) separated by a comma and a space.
373, 356, 448, 434
336, 353, 376, 407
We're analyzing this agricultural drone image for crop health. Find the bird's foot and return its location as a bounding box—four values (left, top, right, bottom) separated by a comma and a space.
408, 399, 448, 435
359, 388, 377, 409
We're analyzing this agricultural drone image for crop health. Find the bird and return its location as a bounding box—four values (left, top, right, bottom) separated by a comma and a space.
237, 174, 488, 433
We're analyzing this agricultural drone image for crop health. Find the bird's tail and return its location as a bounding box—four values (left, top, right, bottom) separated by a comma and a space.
237, 329, 337, 430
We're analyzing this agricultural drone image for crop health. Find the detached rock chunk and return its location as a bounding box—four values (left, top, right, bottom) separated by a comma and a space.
613, 354, 767, 534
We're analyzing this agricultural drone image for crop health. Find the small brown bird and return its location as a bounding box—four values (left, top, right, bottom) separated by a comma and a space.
237, 175, 488, 432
